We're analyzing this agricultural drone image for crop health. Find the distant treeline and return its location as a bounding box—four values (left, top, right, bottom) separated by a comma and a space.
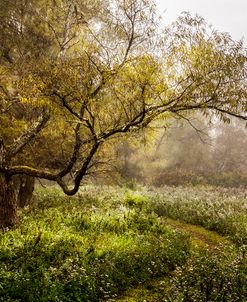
115, 115, 247, 188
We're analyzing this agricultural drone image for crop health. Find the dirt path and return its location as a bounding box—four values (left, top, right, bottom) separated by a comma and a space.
165, 218, 233, 252
114, 218, 234, 302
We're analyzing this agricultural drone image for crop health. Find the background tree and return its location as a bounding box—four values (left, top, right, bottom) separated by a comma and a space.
119, 115, 247, 187
0, 1, 246, 228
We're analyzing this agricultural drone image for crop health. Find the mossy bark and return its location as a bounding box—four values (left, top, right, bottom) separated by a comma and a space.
17, 175, 35, 208
0, 173, 18, 228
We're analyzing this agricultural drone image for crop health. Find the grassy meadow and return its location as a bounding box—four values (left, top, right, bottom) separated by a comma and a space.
0, 185, 246, 301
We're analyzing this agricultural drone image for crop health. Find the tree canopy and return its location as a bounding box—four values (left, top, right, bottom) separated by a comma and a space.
0, 0, 246, 227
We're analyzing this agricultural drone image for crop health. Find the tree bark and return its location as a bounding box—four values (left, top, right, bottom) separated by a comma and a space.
17, 175, 35, 208
0, 173, 19, 229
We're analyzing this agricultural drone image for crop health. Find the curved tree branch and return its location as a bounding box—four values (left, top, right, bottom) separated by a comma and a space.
7, 165, 57, 180
207, 106, 247, 121
57, 141, 100, 195
58, 123, 82, 177
7, 108, 50, 160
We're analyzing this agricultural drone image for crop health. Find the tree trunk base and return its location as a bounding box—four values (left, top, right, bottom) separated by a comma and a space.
17, 175, 35, 208
0, 174, 18, 229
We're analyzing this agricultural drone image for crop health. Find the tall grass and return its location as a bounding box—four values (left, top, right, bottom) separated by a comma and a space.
147, 185, 247, 245
0, 186, 189, 302
166, 246, 246, 302
0, 185, 246, 301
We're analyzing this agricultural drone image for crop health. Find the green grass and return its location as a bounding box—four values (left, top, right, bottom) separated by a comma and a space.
165, 218, 233, 251
0, 184, 246, 301
147, 185, 247, 245
0, 186, 189, 302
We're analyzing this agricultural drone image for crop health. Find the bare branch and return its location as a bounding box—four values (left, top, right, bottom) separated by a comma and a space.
7, 165, 57, 180
207, 106, 247, 121
7, 108, 50, 160
57, 141, 100, 195
172, 112, 210, 144
58, 123, 82, 177
52, 92, 82, 120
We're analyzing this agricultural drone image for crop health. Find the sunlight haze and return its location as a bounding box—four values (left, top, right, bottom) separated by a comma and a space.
155, 0, 247, 42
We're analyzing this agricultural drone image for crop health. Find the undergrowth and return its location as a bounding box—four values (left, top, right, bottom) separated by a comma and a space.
0, 186, 189, 302
0, 184, 246, 301
148, 185, 247, 245
165, 246, 246, 302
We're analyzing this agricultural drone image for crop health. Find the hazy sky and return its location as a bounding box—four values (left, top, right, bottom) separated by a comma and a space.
155, 0, 247, 42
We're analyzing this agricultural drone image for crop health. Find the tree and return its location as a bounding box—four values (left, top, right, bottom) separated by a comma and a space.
0, 0, 107, 224
0, 1, 246, 228
135, 115, 247, 187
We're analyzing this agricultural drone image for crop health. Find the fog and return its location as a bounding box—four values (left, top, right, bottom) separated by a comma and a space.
116, 115, 247, 187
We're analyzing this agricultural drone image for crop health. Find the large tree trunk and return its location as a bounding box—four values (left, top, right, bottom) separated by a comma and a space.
0, 173, 19, 229
17, 175, 35, 208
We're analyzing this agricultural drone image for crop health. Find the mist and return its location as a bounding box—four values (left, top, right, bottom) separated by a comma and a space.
116, 114, 247, 187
